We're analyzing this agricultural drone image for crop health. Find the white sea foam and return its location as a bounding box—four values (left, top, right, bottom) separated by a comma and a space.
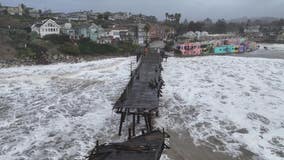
0, 57, 135, 159
157, 56, 284, 160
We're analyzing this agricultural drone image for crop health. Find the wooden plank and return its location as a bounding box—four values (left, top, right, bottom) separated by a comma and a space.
89, 130, 166, 160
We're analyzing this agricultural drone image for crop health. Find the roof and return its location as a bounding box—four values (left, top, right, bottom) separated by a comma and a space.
32, 19, 60, 28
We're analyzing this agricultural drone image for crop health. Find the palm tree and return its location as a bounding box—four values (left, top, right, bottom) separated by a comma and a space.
175, 13, 181, 24
165, 12, 169, 21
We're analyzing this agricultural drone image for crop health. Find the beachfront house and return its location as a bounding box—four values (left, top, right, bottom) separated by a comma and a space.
88, 24, 106, 41
149, 24, 167, 41
108, 29, 121, 40
136, 24, 147, 46
61, 23, 77, 39
31, 19, 61, 38
76, 24, 89, 38
73, 23, 107, 42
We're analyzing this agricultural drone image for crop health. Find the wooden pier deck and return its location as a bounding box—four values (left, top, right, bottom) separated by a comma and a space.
88, 50, 167, 160
88, 130, 169, 160
113, 51, 164, 136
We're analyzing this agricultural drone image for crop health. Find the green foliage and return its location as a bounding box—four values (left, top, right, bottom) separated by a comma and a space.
43, 35, 70, 44
29, 32, 39, 41
165, 41, 174, 52
9, 29, 29, 41
214, 19, 227, 34
0, 15, 35, 28
188, 21, 204, 32
115, 41, 139, 54
59, 42, 80, 56
77, 39, 138, 55
78, 39, 117, 55
28, 43, 47, 53
174, 49, 182, 55
18, 48, 36, 58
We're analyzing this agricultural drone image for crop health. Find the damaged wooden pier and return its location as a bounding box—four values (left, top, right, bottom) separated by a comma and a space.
88, 50, 167, 160
114, 51, 164, 136
89, 130, 169, 160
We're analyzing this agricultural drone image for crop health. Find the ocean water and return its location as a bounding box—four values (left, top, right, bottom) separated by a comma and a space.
156, 51, 284, 160
0, 57, 135, 160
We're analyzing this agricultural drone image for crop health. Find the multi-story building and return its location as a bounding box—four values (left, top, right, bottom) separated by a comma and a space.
244, 25, 260, 33
31, 19, 61, 38
136, 24, 147, 46
149, 24, 167, 41
72, 23, 107, 42
61, 23, 77, 39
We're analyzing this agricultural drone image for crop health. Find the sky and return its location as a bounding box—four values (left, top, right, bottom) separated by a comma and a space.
1, 0, 284, 21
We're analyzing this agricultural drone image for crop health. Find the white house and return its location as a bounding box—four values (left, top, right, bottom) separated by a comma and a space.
137, 24, 147, 46
108, 29, 121, 39
244, 25, 260, 33
31, 19, 61, 38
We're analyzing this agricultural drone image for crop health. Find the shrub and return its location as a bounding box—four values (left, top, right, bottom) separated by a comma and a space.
165, 41, 174, 52
115, 41, 139, 54
59, 42, 80, 56
18, 48, 36, 58
9, 29, 29, 42
174, 49, 182, 55
78, 39, 117, 55
43, 35, 70, 44
28, 43, 48, 53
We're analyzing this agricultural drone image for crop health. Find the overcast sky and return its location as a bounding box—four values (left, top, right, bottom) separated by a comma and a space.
1, 0, 284, 21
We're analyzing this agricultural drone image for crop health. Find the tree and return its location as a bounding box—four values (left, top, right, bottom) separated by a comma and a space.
214, 19, 227, 34
98, 14, 104, 20
103, 12, 111, 20
59, 42, 80, 56
204, 18, 213, 25
174, 13, 181, 24
183, 19, 189, 24
165, 12, 169, 20
188, 21, 204, 32
239, 26, 245, 34
246, 19, 251, 26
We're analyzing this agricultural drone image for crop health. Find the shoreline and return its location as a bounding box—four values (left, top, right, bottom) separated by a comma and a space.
0, 54, 132, 69
165, 129, 258, 160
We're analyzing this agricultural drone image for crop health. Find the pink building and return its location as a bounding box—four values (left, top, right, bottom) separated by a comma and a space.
177, 42, 202, 56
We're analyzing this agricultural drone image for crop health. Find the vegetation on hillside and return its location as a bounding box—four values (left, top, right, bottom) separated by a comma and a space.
0, 15, 140, 62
